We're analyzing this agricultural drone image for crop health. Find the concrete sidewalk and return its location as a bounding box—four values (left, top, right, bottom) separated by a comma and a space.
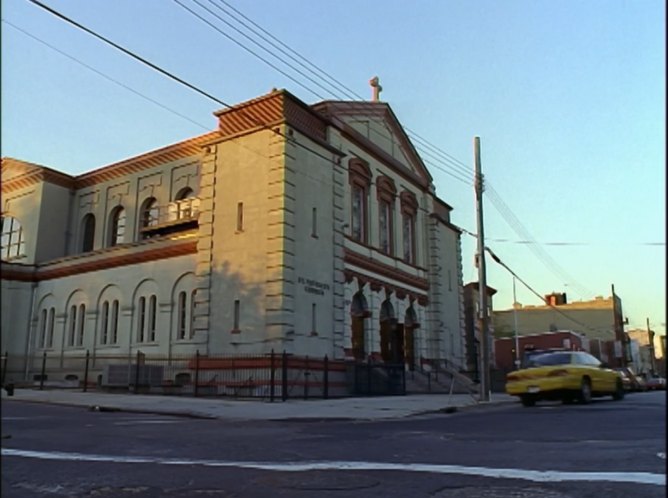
0, 388, 516, 421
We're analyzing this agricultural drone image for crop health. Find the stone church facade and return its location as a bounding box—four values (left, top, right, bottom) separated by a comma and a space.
1, 89, 465, 383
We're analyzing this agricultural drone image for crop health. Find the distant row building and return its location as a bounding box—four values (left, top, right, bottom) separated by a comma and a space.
492, 290, 664, 374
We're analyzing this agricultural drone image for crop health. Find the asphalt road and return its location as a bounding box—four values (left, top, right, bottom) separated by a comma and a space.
2, 391, 666, 497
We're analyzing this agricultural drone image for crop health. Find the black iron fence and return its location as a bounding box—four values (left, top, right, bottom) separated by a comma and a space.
1, 350, 413, 399
1, 350, 351, 400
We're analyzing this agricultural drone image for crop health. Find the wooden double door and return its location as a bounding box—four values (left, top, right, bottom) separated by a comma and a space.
380, 321, 415, 369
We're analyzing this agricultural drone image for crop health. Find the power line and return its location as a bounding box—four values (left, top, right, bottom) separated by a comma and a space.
177, 0, 478, 186
26, 0, 343, 168
174, 0, 335, 101
485, 182, 595, 299
2, 18, 211, 133
485, 247, 608, 336
407, 128, 472, 177
459, 227, 666, 247
26, 0, 632, 311
208, 0, 362, 100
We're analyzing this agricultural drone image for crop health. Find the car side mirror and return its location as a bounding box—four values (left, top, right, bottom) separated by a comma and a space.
599, 362, 609, 369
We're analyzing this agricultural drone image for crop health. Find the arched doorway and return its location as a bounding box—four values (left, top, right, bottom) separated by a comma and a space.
379, 299, 396, 363
350, 291, 370, 361
404, 305, 420, 371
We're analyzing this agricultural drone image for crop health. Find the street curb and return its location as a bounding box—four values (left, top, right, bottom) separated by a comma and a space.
2, 398, 218, 420
410, 399, 517, 417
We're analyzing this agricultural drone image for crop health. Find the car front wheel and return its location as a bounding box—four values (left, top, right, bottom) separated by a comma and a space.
612, 379, 625, 401
520, 394, 536, 407
578, 378, 592, 404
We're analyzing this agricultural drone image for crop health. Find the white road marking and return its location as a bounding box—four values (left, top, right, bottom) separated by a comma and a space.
1, 448, 665, 486
113, 420, 181, 426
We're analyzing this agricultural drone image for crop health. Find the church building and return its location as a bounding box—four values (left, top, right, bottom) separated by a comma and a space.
1, 89, 466, 385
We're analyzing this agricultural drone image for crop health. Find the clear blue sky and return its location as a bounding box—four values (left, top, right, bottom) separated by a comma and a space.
2, 0, 665, 335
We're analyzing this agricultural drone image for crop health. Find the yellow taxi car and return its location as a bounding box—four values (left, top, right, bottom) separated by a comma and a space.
505, 350, 625, 407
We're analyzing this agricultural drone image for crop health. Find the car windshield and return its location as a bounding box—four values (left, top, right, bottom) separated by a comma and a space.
525, 352, 572, 368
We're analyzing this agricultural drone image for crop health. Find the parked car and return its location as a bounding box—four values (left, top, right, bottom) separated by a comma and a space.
613, 367, 647, 392
506, 350, 625, 407
645, 376, 666, 390
613, 368, 633, 392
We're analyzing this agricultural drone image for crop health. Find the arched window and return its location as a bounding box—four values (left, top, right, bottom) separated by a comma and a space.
110, 300, 119, 344
39, 309, 48, 348
376, 176, 396, 256
400, 191, 418, 264
136, 294, 156, 343
68, 305, 77, 346
141, 197, 159, 228
81, 214, 96, 252
108, 207, 126, 247
1, 216, 26, 260
175, 188, 196, 220
177, 291, 187, 339
175, 187, 194, 201
66, 302, 87, 347
139, 198, 159, 240
190, 290, 197, 338
137, 296, 146, 343
100, 301, 109, 345
148, 295, 157, 342
47, 308, 55, 348
379, 299, 395, 322
348, 159, 372, 243
77, 304, 86, 346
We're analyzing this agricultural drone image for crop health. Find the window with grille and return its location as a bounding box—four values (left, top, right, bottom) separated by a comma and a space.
1, 216, 26, 260
109, 207, 126, 247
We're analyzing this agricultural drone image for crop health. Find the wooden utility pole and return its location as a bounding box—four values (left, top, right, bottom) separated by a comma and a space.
647, 318, 656, 376
474, 137, 491, 402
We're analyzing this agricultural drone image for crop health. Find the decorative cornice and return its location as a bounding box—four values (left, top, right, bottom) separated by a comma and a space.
75, 133, 219, 188
344, 247, 429, 292
214, 90, 329, 144
1, 158, 75, 194
0, 240, 197, 282
2, 133, 219, 194
429, 212, 462, 234
344, 267, 429, 306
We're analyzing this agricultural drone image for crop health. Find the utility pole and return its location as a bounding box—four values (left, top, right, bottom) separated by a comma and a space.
647, 318, 656, 376
513, 276, 520, 369
474, 136, 490, 402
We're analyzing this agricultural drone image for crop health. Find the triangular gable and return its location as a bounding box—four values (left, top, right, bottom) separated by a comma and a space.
312, 101, 433, 185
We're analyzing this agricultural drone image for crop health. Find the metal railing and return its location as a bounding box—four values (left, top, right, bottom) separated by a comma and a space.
2, 350, 350, 400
